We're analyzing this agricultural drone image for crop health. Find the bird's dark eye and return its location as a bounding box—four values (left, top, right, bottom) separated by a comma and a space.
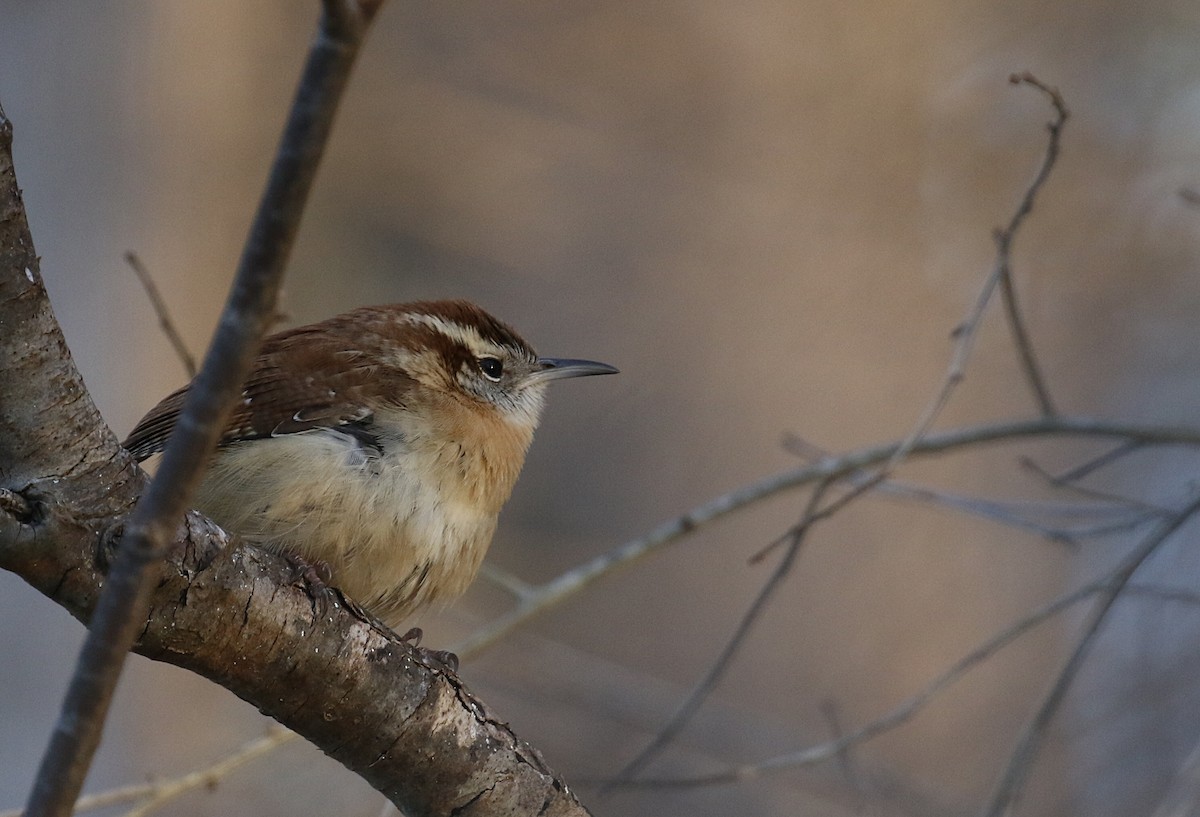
478, 356, 504, 381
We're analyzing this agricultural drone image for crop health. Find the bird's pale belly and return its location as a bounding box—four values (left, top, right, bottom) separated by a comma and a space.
194, 429, 498, 627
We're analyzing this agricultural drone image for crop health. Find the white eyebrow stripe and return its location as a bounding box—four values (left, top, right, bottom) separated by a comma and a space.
404, 313, 493, 354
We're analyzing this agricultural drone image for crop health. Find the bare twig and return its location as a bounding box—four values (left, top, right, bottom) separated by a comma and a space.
1018, 453, 1172, 516
22, 5, 383, 817
611, 568, 1107, 789
981, 492, 1200, 817
890, 74, 1066, 461
606, 480, 833, 788
605, 570, 1200, 792
996, 73, 1067, 417
1038, 439, 1145, 484
774, 74, 1069, 546
820, 699, 867, 806
120, 728, 297, 817
0, 728, 297, 817
453, 415, 1200, 659
788, 434, 1159, 543
873, 479, 1160, 543
451, 94, 1161, 811
478, 563, 536, 600
124, 251, 197, 378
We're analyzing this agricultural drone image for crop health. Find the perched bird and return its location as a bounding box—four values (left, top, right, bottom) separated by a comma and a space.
124, 300, 616, 629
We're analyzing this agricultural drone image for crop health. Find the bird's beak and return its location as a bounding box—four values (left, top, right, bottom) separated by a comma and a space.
531, 357, 619, 383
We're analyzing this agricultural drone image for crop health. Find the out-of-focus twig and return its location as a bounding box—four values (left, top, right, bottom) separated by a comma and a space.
605, 564, 1200, 791
872, 479, 1160, 544
453, 415, 1200, 659
119, 727, 297, 817
879, 72, 1067, 480
1018, 452, 1171, 515
743, 72, 1071, 572
124, 251, 197, 378
1039, 439, 1145, 484
611, 568, 1106, 789
788, 432, 1163, 543
981, 492, 1200, 817
0, 727, 297, 817
996, 73, 1067, 417
820, 698, 867, 807
605, 479, 833, 789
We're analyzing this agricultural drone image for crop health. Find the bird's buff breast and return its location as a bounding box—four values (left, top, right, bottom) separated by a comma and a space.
193, 426, 509, 628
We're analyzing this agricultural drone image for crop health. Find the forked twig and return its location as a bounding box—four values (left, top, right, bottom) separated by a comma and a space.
788, 433, 1160, 542
1041, 439, 1144, 484
454, 415, 1200, 659
1019, 454, 1171, 516
611, 569, 1105, 788
742, 72, 1073, 571
996, 73, 1067, 417
607, 556, 1200, 791
873, 479, 1160, 543
880, 73, 1067, 477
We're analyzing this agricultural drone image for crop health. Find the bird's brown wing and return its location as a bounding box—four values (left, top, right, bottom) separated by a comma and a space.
122, 320, 413, 462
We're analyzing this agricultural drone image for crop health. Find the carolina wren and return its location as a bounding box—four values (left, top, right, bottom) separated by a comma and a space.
123, 300, 616, 629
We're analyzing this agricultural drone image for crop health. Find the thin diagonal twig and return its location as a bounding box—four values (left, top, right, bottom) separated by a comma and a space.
606, 544, 1200, 794
605, 479, 835, 789
611, 568, 1107, 789
125, 251, 197, 378
0, 728, 296, 817
981, 491, 1200, 817
22, 5, 383, 817
120, 727, 297, 817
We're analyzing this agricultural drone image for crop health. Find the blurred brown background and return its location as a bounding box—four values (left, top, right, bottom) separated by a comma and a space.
4, 2, 1200, 816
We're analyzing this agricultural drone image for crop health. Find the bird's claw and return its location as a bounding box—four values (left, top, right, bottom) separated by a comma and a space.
397, 627, 459, 672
